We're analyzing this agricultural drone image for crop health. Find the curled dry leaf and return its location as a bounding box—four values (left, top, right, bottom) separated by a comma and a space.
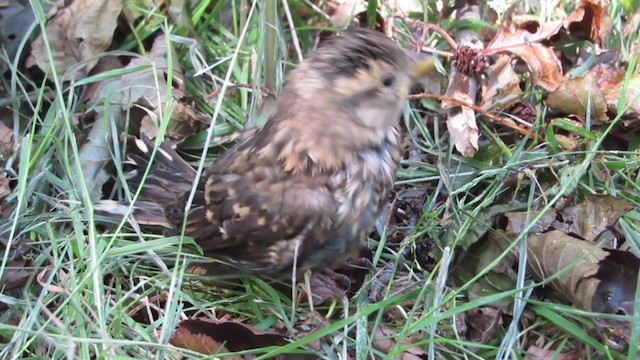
453, 231, 517, 310
503, 210, 557, 236
0, 0, 40, 62
481, 55, 523, 111
372, 323, 427, 359
30, 0, 123, 80
442, 4, 483, 157
546, 72, 609, 122
74, 57, 125, 202
0, 238, 32, 290
602, 71, 640, 116
0, 172, 10, 202
565, 0, 607, 45
0, 121, 12, 160
525, 345, 580, 360
306, 270, 349, 305
558, 194, 634, 241
498, 197, 638, 344
443, 71, 478, 157
117, 35, 201, 139
487, 21, 565, 92
171, 324, 236, 358
170, 318, 287, 356
526, 230, 639, 343
465, 307, 503, 344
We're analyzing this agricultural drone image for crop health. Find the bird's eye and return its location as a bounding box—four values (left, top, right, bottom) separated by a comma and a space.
381, 74, 396, 87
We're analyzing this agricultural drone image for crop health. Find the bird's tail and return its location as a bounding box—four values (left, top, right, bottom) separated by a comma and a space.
94, 135, 198, 226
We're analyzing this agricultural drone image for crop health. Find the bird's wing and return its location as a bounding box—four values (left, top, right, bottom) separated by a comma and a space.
168, 156, 337, 267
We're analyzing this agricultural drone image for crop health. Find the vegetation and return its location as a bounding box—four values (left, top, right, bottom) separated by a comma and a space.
0, 0, 639, 358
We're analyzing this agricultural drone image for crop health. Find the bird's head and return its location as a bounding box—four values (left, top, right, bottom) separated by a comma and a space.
254, 27, 437, 172
289, 28, 436, 132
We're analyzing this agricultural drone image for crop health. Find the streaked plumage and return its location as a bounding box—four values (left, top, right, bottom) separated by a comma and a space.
99, 28, 434, 273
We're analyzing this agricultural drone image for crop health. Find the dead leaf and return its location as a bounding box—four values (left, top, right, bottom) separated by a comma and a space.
487, 21, 565, 91
30, 0, 123, 80
170, 318, 287, 356
566, 0, 607, 45
0, 238, 32, 290
109, 35, 201, 139
443, 70, 479, 156
0, 121, 12, 159
73, 57, 125, 202
602, 72, 640, 116
481, 55, 523, 110
504, 210, 557, 235
453, 231, 517, 310
307, 270, 349, 305
0, 0, 40, 62
546, 73, 609, 122
171, 325, 236, 358
441, 5, 484, 157
525, 345, 580, 360
558, 194, 634, 241
525, 230, 639, 341
0, 173, 10, 202
372, 323, 427, 359
465, 307, 503, 344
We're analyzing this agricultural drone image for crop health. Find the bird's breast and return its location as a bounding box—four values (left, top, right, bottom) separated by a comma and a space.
332, 129, 401, 231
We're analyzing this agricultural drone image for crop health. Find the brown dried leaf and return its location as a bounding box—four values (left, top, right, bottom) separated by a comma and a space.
292, 311, 329, 352
559, 194, 634, 241
525, 233, 639, 347
546, 73, 609, 122
0, 0, 39, 61
372, 324, 427, 359
465, 307, 502, 344
525, 229, 639, 343
170, 318, 287, 356
0, 111, 14, 159
87, 35, 202, 139
30, 0, 123, 80
443, 71, 479, 156
525, 345, 580, 360
170, 325, 235, 357
481, 55, 523, 110
566, 0, 606, 45
0, 239, 32, 290
602, 72, 640, 116
487, 21, 565, 91
0, 173, 9, 202
307, 271, 349, 305
504, 210, 557, 235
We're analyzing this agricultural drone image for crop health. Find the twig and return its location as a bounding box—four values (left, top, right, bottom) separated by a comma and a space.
409, 92, 544, 143
420, 22, 458, 50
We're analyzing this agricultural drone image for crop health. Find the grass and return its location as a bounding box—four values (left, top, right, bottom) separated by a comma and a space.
0, 0, 639, 359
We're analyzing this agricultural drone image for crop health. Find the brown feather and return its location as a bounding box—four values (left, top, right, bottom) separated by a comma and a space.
102, 27, 434, 273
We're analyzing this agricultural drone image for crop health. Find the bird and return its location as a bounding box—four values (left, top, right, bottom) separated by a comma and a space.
98, 27, 436, 273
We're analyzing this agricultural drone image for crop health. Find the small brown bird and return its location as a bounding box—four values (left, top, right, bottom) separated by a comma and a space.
100, 28, 434, 273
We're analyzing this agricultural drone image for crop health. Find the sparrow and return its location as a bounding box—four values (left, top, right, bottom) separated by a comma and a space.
99, 27, 435, 273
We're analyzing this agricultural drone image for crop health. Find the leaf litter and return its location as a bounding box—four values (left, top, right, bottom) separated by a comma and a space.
1, 0, 640, 358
